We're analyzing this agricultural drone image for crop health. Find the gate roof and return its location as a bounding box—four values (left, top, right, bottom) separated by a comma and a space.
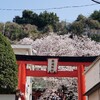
16, 55, 98, 62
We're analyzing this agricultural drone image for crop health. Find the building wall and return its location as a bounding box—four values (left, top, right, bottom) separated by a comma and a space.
0, 95, 15, 100
11, 45, 33, 100
88, 88, 100, 100
11, 45, 33, 55
13, 49, 29, 55
85, 59, 100, 92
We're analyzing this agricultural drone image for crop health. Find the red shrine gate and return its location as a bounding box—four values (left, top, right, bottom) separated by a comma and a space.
16, 55, 97, 100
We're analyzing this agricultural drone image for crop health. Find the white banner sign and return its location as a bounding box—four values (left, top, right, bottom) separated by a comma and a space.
47, 58, 58, 73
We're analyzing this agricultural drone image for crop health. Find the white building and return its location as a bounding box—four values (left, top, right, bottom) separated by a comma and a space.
85, 56, 100, 100
11, 44, 33, 100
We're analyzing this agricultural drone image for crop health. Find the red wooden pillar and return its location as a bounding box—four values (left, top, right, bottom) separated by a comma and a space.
18, 62, 26, 100
82, 65, 86, 100
77, 65, 86, 100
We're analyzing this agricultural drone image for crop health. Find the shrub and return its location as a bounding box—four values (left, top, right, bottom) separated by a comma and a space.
0, 33, 18, 94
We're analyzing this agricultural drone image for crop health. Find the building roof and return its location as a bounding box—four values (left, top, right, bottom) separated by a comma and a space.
84, 56, 100, 74
85, 82, 100, 96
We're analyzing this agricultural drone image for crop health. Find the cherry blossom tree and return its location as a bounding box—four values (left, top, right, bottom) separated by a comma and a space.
18, 33, 100, 56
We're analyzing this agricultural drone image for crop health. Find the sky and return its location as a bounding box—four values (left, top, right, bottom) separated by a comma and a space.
0, 0, 100, 23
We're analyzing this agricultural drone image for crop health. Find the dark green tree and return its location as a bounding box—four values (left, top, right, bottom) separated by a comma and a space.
0, 33, 18, 94
68, 13, 100, 36
38, 11, 59, 29
85, 19, 100, 29
13, 10, 38, 25
22, 10, 39, 25
68, 15, 86, 35
90, 10, 100, 22
13, 10, 59, 29
69, 21, 84, 35
76, 14, 87, 22
90, 34, 100, 42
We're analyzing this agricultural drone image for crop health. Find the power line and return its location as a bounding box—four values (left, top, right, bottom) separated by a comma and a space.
91, 0, 100, 4
0, 4, 99, 11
